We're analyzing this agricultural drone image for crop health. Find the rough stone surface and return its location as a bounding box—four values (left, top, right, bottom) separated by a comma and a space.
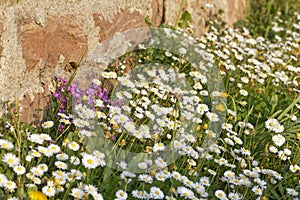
226, 0, 248, 26
151, 0, 164, 27
0, 0, 247, 123
0, 22, 3, 56
21, 16, 88, 70
164, 0, 247, 35
93, 10, 148, 42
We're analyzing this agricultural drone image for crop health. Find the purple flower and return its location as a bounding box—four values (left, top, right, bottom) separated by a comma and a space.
110, 134, 116, 140
53, 93, 61, 98
52, 76, 111, 117
58, 124, 65, 133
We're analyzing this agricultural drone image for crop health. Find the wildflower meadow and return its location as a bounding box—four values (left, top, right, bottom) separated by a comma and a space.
0, 3, 299, 200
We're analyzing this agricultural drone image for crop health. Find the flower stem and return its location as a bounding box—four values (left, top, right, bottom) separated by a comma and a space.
174, 0, 185, 28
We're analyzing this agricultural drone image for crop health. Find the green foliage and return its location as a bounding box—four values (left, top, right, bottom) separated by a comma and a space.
178, 11, 192, 28
205, 9, 227, 33
234, 0, 300, 39
0, 2, 300, 200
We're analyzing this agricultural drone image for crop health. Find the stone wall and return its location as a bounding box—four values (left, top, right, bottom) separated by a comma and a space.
0, 0, 247, 123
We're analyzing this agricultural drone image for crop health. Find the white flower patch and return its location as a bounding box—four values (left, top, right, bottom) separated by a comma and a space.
272, 134, 286, 147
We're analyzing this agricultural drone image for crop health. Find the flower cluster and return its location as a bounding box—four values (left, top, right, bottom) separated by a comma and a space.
0, 5, 299, 200
52, 76, 109, 113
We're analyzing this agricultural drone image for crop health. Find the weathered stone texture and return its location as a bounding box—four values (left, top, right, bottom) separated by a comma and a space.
226, 0, 248, 26
21, 16, 88, 70
0, 22, 3, 56
0, 0, 247, 123
164, 0, 247, 35
93, 10, 148, 42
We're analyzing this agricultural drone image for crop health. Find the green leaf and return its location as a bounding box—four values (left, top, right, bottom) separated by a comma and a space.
278, 184, 285, 195
270, 94, 278, 113
271, 189, 281, 199
179, 11, 192, 28
278, 94, 300, 120
181, 11, 192, 22
144, 16, 152, 27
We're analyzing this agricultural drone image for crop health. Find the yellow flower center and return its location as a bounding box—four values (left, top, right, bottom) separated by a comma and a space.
87, 159, 94, 164
28, 191, 47, 200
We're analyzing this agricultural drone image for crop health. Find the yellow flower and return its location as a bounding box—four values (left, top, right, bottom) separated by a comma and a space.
220, 92, 229, 98
240, 101, 247, 106
112, 123, 118, 129
28, 191, 47, 200
257, 88, 263, 94
150, 170, 156, 176
216, 104, 225, 112
119, 139, 126, 146
64, 138, 69, 144
170, 187, 176, 193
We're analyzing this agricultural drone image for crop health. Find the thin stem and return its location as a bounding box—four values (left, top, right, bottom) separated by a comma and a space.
174, 0, 185, 28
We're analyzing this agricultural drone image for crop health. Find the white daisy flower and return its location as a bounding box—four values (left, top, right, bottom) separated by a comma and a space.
177, 186, 195, 199
269, 145, 278, 153
56, 153, 69, 161
150, 186, 164, 199
48, 144, 61, 154
228, 192, 242, 200
273, 124, 284, 133
85, 184, 98, 195
0, 174, 8, 187
13, 165, 26, 175
265, 118, 279, 130
251, 186, 262, 196
289, 164, 300, 173
82, 153, 99, 169
38, 164, 48, 173
199, 176, 210, 186
287, 188, 298, 196
70, 156, 81, 165
5, 181, 17, 192
28, 134, 44, 144
42, 185, 56, 197
272, 134, 286, 147
0, 139, 14, 150
71, 188, 84, 199
116, 189, 128, 200
196, 104, 209, 114
55, 161, 68, 170
68, 141, 80, 151
153, 143, 165, 152
42, 121, 54, 129
3, 153, 20, 167
239, 89, 248, 96
224, 170, 235, 180
241, 77, 249, 83
138, 174, 153, 184
215, 190, 227, 200
206, 112, 219, 122
92, 79, 101, 85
